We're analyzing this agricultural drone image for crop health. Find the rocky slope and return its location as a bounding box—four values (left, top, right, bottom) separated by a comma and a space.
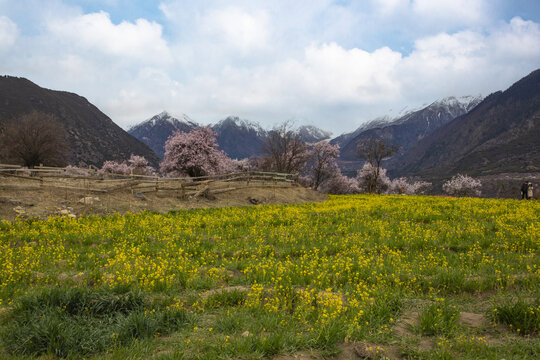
0, 76, 159, 167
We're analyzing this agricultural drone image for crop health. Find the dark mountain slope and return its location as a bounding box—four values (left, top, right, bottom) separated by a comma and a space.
212, 116, 267, 159
128, 111, 198, 158
338, 96, 482, 162
0, 76, 159, 167
395, 69, 540, 177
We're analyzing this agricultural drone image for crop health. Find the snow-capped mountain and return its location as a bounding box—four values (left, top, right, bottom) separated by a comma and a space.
395, 70, 540, 177
331, 95, 483, 175
128, 111, 199, 158
297, 125, 332, 143
211, 116, 268, 159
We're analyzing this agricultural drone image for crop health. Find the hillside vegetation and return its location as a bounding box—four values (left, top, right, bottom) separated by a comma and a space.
0, 195, 538, 359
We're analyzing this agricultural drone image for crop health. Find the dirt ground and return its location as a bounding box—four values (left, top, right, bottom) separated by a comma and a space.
0, 175, 327, 222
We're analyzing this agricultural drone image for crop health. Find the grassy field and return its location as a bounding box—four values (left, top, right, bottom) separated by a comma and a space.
0, 195, 538, 359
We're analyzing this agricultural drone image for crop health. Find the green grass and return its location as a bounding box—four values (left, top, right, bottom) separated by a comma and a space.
0, 287, 191, 358
0, 194, 538, 359
492, 298, 540, 335
416, 299, 460, 336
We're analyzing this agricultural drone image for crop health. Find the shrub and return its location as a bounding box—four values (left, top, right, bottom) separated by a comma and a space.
100, 160, 130, 175
387, 177, 432, 195
356, 163, 390, 194
127, 155, 155, 175
322, 171, 360, 194
443, 174, 482, 197
100, 155, 155, 176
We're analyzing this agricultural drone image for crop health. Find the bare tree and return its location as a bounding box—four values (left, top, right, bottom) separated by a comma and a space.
261, 121, 309, 173
0, 111, 67, 167
356, 138, 398, 193
305, 141, 340, 190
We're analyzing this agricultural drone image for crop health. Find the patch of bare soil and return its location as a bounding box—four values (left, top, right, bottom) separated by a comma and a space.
273, 342, 404, 360
200, 285, 251, 299
273, 349, 322, 360
459, 312, 487, 328
393, 311, 418, 338
0, 176, 327, 221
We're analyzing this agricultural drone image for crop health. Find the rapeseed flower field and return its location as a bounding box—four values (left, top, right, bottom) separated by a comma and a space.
0, 195, 538, 359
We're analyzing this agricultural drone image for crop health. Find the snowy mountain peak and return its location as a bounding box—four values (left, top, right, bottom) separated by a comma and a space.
297, 125, 332, 143
432, 95, 483, 111
215, 116, 267, 137
131, 111, 199, 130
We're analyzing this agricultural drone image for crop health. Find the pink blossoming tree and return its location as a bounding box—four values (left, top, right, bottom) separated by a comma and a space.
100, 155, 155, 176
442, 174, 482, 197
387, 177, 432, 195
160, 127, 233, 178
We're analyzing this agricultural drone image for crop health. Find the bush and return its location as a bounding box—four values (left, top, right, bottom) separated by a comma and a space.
322, 172, 360, 194
100, 160, 130, 175
100, 155, 155, 176
356, 163, 390, 194
443, 174, 482, 197
387, 177, 432, 195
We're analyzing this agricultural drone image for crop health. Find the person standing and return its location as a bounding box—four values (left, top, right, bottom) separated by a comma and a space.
527, 182, 534, 200
521, 181, 528, 199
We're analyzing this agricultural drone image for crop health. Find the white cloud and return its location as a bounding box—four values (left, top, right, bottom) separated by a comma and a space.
373, 0, 410, 14
491, 17, 540, 59
200, 7, 270, 54
283, 43, 402, 103
47, 11, 171, 64
0, 15, 18, 49
413, 0, 488, 26
2, 1, 540, 135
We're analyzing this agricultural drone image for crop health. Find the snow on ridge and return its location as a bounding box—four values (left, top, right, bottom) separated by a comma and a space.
145, 111, 198, 128
299, 125, 332, 137
216, 116, 267, 136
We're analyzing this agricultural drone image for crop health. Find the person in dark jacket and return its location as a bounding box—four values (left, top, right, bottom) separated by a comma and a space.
521, 181, 528, 199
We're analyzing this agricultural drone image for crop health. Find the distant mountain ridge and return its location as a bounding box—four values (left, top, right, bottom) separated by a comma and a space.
330, 95, 483, 175
0, 76, 159, 167
393, 69, 540, 177
212, 116, 268, 159
128, 111, 198, 158
129, 114, 333, 160
297, 125, 332, 143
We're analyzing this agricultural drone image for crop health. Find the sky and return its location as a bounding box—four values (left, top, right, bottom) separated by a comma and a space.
1, 0, 539, 135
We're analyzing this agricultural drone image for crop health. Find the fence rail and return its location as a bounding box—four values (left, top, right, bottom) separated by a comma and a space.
0, 164, 298, 198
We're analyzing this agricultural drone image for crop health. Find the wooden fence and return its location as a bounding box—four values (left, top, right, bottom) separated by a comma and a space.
0, 164, 298, 199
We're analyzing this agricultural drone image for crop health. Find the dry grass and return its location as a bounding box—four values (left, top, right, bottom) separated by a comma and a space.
0, 175, 326, 221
